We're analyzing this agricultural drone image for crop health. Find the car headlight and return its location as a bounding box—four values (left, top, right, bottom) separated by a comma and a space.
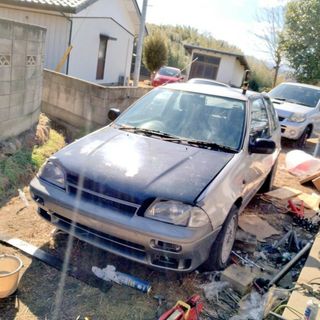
145, 200, 210, 227
38, 160, 65, 189
288, 113, 306, 123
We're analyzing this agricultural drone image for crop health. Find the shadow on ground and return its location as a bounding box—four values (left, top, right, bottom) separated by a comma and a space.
0, 233, 195, 320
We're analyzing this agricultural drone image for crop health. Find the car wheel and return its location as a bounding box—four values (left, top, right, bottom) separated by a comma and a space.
259, 160, 278, 193
202, 205, 238, 271
296, 126, 312, 149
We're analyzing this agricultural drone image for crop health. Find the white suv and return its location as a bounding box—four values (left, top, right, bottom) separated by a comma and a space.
268, 82, 320, 147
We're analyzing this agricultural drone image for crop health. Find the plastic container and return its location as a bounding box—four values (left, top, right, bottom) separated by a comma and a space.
0, 255, 23, 298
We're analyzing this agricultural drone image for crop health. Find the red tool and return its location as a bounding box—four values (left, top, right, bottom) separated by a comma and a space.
158, 295, 203, 320
288, 199, 304, 218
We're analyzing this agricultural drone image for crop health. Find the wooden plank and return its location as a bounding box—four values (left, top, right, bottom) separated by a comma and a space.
296, 192, 320, 211
265, 187, 302, 200
312, 176, 320, 192
283, 236, 320, 319
299, 171, 320, 184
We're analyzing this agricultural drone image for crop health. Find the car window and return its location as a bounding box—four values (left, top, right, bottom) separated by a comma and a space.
115, 88, 246, 151
250, 98, 270, 138
269, 83, 320, 108
158, 67, 180, 77
263, 96, 279, 132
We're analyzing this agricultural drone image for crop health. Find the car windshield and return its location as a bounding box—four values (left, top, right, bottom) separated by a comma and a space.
269, 83, 320, 108
158, 67, 180, 77
115, 88, 246, 151
188, 79, 228, 87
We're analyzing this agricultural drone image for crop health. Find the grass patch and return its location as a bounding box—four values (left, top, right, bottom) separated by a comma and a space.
32, 129, 65, 168
0, 129, 65, 203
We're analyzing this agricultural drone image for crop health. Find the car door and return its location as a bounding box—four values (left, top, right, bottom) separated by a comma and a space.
243, 97, 275, 201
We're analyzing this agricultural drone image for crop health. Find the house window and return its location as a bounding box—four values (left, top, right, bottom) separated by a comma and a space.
96, 36, 108, 80
189, 53, 220, 80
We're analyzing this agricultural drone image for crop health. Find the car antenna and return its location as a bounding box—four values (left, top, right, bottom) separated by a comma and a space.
242, 70, 251, 95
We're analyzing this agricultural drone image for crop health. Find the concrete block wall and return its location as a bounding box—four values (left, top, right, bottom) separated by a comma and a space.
0, 18, 46, 140
42, 69, 151, 131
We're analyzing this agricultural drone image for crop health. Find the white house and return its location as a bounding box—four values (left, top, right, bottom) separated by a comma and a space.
0, 0, 142, 85
184, 44, 250, 87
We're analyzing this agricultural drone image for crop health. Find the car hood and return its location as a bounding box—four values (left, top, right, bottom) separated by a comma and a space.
272, 100, 313, 118
54, 127, 234, 205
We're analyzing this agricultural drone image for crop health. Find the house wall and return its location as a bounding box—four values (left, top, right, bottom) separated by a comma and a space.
232, 59, 245, 87
0, 18, 46, 141
216, 55, 236, 85
42, 69, 151, 132
68, 0, 135, 85
0, 4, 70, 73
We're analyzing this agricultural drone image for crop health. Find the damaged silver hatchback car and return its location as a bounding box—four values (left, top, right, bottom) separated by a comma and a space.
30, 83, 281, 272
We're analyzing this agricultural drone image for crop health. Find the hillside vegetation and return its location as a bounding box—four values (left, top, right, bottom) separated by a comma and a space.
146, 23, 276, 91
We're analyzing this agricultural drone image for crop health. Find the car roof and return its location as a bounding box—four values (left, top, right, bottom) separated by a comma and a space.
164, 83, 261, 101
278, 82, 320, 91
187, 78, 230, 87
160, 66, 181, 71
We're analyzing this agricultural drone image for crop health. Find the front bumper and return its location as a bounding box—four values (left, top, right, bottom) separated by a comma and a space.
279, 120, 306, 140
30, 177, 219, 272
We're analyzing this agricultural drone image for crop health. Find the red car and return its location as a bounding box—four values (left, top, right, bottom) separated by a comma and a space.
152, 66, 182, 87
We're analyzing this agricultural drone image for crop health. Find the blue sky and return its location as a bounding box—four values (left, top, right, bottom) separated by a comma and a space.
137, 0, 287, 61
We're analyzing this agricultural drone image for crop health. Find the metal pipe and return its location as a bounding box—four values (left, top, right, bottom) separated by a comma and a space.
268, 311, 288, 319
268, 241, 312, 288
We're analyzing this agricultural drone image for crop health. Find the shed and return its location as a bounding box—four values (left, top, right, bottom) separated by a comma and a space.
184, 44, 250, 88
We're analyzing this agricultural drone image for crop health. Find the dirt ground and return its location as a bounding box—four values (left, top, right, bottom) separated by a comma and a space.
0, 138, 319, 320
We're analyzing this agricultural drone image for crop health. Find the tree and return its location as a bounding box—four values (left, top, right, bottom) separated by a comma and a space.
283, 0, 320, 84
255, 6, 285, 87
143, 32, 168, 73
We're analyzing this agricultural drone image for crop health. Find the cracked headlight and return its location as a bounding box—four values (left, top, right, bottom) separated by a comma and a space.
145, 200, 210, 227
288, 113, 306, 123
38, 160, 65, 189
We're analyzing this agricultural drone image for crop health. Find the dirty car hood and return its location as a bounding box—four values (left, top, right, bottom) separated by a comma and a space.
53, 127, 234, 205
272, 100, 313, 118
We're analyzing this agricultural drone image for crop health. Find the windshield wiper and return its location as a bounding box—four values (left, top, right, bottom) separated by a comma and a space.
286, 99, 312, 107
117, 125, 183, 141
272, 97, 286, 101
184, 139, 238, 153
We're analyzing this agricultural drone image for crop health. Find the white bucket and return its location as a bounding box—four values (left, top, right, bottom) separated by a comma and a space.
0, 255, 23, 298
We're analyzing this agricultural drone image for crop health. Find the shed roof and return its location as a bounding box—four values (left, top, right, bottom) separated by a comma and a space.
184, 44, 250, 70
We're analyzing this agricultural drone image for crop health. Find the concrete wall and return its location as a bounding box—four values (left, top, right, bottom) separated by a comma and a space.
0, 18, 46, 141
233, 59, 245, 88
42, 69, 151, 131
0, 4, 69, 73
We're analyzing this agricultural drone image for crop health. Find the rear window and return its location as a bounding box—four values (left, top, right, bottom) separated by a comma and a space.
158, 67, 181, 77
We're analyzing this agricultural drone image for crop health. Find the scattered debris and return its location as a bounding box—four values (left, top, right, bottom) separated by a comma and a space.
17, 189, 29, 208
296, 192, 320, 211
239, 215, 281, 241
0, 233, 112, 292
92, 265, 151, 293
265, 187, 302, 200
230, 290, 266, 320
158, 294, 203, 320
234, 230, 257, 253
221, 264, 257, 296
286, 150, 320, 178
312, 176, 320, 191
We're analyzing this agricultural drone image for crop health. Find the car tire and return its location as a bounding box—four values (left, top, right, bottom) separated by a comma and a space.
296, 126, 312, 149
259, 160, 278, 193
202, 205, 238, 271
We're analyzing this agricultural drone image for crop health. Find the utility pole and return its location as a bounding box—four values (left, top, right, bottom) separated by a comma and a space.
133, 0, 148, 87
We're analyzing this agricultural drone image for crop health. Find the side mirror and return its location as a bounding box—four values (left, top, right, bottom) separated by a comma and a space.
249, 138, 276, 154
108, 108, 121, 121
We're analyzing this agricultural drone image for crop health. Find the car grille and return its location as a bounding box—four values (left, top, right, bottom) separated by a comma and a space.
49, 210, 146, 260
278, 116, 285, 122
66, 173, 139, 217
